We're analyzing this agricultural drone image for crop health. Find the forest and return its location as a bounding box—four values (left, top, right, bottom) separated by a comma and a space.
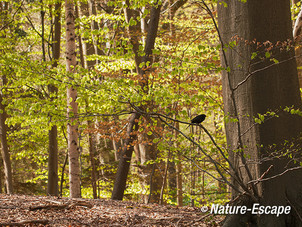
0, 0, 302, 226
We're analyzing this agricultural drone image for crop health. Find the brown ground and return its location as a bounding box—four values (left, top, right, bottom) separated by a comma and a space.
0, 194, 223, 226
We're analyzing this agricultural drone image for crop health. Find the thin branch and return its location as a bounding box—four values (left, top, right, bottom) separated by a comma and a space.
0, 0, 25, 31
233, 55, 297, 91
248, 166, 302, 184
158, 116, 243, 194
250, 165, 273, 186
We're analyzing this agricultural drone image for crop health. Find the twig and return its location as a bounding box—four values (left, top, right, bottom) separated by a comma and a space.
29, 204, 67, 211
0, 219, 49, 226
233, 55, 296, 91
249, 165, 273, 186
29, 201, 93, 211
158, 116, 243, 194
248, 166, 302, 184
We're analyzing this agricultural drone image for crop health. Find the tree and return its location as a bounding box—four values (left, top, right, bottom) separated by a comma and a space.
65, 0, 81, 198
218, 1, 302, 226
0, 1, 13, 195
293, 1, 302, 88
0, 75, 13, 194
47, 0, 62, 196
111, 1, 162, 201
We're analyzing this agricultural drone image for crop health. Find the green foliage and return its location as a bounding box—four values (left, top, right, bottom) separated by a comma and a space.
0, 0, 230, 205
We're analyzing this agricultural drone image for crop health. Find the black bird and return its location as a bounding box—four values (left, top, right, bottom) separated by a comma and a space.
191, 114, 206, 124
186, 114, 206, 129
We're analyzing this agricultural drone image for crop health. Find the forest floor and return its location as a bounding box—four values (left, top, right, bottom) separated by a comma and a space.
0, 194, 223, 226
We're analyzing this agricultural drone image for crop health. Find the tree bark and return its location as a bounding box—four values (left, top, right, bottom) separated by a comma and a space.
65, 0, 81, 198
293, 3, 302, 88
88, 121, 97, 199
218, 1, 302, 226
47, 1, 61, 196
138, 2, 163, 203
0, 76, 13, 194
111, 112, 140, 200
112, 1, 162, 201
0, 160, 2, 193
123, 0, 142, 74
293, 4, 302, 88
0, 2, 13, 195
76, 1, 100, 198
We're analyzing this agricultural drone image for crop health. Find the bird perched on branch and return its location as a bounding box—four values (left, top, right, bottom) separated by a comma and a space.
186, 114, 206, 129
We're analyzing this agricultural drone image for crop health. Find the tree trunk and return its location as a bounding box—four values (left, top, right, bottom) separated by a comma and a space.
88, 0, 101, 63
175, 121, 183, 206
0, 160, 2, 193
111, 1, 162, 201
111, 112, 140, 200
47, 1, 61, 196
293, 4, 302, 88
88, 121, 97, 199
218, 1, 302, 226
159, 150, 170, 205
0, 76, 13, 194
65, 0, 81, 198
0, 0, 13, 196
138, 2, 163, 203
77, 1, 100, 198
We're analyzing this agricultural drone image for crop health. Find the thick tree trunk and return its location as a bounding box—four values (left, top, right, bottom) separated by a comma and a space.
218, 1, 302, 226
65, 0, 81, 198
0, 162, 2, 193
47, 1, 61, 196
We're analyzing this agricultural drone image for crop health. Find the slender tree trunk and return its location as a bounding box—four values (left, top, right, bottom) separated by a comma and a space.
0, 0, 13, 196
293, 3, 302, 88
40, 0, 46, 61
65, 0, 81, 198
88, 0, 100, 63
159, 150, 170, 205
88, 121, 98, 199
111, 112, 140, 200
76, 2, 99, 198
175, 121, 183, 206
112, 1, 162, 201
74, 4, 85, 68
123, 0, 142, 74
47, 125, 58, 195
77, 1, 95, 68
47, 1, 61, 196
0, 76, 13, 194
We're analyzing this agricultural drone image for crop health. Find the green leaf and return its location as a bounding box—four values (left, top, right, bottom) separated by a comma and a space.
251, 52, 257, 60
255, 118, 262, 124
